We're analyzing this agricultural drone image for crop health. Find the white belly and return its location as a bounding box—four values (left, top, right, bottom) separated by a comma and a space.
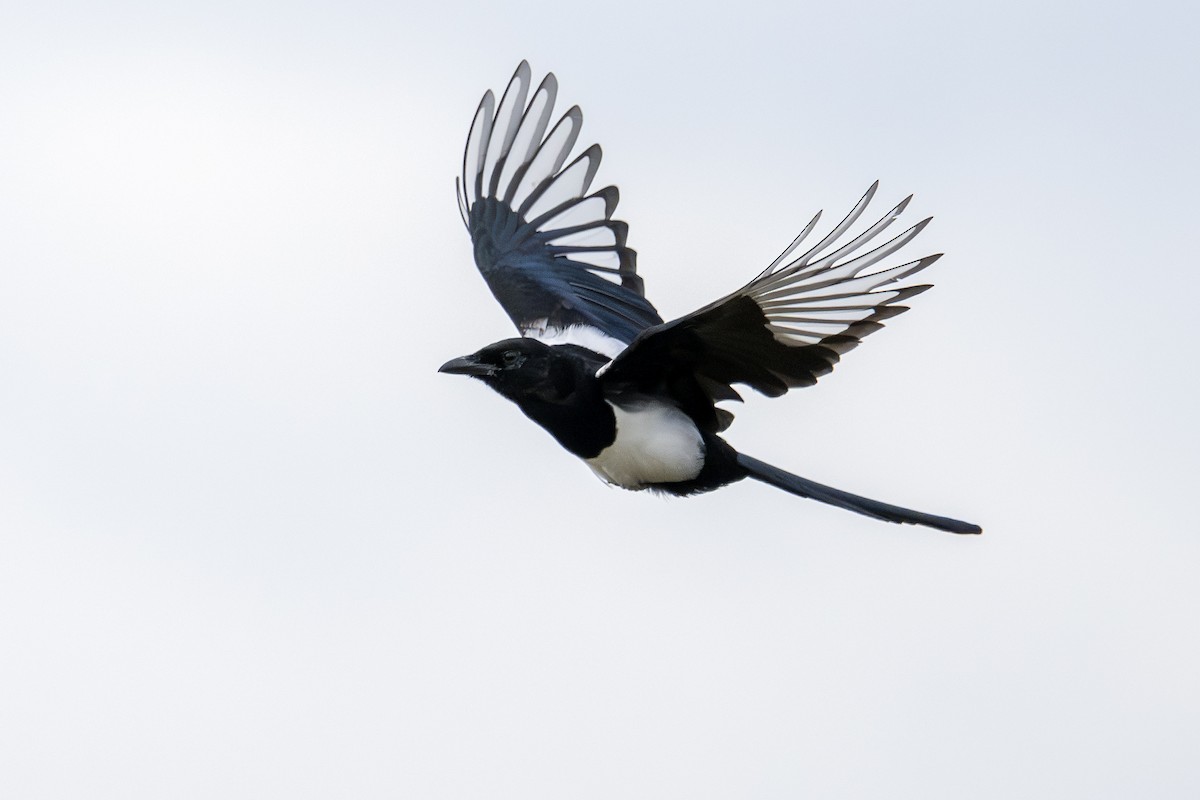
585, 400, 705, 489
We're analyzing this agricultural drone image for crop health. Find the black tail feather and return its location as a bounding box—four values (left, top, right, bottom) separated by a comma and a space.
736, 453, 982, 535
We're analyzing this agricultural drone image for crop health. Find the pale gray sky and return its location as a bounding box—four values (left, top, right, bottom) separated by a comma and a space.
2, 1, 1198, 797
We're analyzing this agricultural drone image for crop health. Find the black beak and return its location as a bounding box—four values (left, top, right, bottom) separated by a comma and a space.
438, 354, 496, 377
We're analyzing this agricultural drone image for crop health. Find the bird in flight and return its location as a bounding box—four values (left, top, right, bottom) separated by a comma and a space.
440, 62, 981, 535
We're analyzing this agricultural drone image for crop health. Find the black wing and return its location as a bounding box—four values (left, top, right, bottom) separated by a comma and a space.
600, 183, 939, 432
458, 61, 663, 348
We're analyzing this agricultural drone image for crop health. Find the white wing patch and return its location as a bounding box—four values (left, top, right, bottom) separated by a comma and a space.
585, 400, 704, 488
525, 321, 627, 359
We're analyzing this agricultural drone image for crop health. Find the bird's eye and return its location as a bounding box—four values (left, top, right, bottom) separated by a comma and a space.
501, 350, 522, 367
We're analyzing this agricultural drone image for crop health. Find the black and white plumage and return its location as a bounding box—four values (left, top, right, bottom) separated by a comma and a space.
441, 62, 981, 535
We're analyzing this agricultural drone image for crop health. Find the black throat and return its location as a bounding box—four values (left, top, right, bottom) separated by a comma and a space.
503, 345, 616, 459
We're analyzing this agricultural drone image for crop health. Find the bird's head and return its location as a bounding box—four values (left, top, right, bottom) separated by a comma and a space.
438, 337, 561, 401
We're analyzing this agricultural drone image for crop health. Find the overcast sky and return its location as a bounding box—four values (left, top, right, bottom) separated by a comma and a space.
2, 1, 1198, 797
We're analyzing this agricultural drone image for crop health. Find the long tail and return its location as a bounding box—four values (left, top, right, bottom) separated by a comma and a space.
736, 453, 982, 534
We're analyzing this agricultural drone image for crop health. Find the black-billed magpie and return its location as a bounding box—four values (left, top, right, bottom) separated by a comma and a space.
440, 62, 981, 535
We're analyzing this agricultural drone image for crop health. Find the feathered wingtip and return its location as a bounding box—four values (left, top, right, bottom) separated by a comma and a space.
742, 183, 942, 351
456, 62, 663, 344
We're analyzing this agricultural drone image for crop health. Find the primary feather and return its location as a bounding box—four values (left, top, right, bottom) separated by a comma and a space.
458, 60, 662, 346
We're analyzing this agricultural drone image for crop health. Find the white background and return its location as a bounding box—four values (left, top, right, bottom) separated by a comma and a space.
2, 1, 1198, 797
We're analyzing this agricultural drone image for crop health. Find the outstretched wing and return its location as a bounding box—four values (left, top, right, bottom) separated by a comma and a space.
458, 61, 663, 352
600, 183, 939, 432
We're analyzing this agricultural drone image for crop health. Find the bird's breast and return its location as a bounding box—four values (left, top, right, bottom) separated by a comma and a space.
584, 399, 705, 489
